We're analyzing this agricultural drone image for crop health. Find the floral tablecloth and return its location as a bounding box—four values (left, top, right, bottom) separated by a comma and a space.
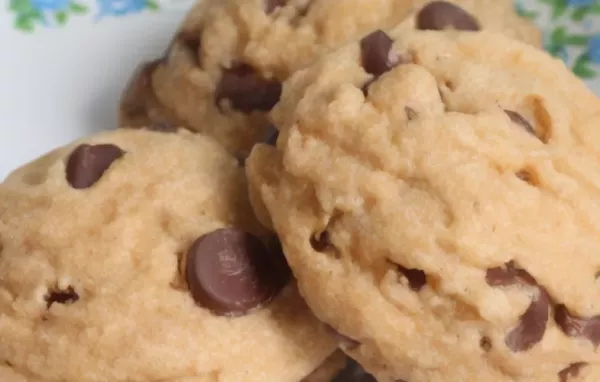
5, 0, 600, 86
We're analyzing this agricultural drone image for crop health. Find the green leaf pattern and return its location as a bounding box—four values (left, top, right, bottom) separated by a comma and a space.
3, 0, 600, 87
517, 0, 600, 82
7, 0, 159, 32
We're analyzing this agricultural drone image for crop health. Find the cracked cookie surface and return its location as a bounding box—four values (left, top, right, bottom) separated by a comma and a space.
246, 28, 600, 382
119, 0, 540, 157
0, 128, 335, 382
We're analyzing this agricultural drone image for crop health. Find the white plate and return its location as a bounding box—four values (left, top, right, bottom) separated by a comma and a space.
0, 0, 195, 178
1, 0, 600, 179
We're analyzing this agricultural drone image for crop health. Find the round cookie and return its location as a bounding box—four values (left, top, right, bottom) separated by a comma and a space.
119, 0, 541, 157
246, 28, 600, 382
0, 128, 336, 382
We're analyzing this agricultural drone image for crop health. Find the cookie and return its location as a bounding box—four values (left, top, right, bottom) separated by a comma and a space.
119, 0, 541, 157
246, 28, 600, 382
0, 128, 336, 381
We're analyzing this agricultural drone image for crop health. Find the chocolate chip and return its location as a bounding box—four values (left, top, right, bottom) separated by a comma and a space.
185, 228, 288, 316
66, 144, 124, 189
332, 358, 376, 382
146, 122, 178, 133
325, 325, 360, 350
558, 362, 587, 382
396, 265, 427, 291
45, 286, 79, 309
264, 125, 279, 146
486, 261, 536, 287
405, 106, 418, 121
416, 1, 480, 31
504, 110, 536, 136
360, 30, 400, 77
310, 231, 332, 252
505, 291, 550, 352
265, 0, 286, 13
554, 304, 600, 347
486, 262, 550, 352
215, 63, 282, 114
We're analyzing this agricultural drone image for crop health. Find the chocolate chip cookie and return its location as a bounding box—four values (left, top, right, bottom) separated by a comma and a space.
246, 28, 600, 382
119, 0, 540, 157
0, 128, 335, 381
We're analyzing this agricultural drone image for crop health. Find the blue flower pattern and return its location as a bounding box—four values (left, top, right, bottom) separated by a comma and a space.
566, 0, 596, 6
588, 34, 600, 63
8, 0, 157, 31
96, 0, 153, 18
30, 0, 69, 11
4, 0, 600, 88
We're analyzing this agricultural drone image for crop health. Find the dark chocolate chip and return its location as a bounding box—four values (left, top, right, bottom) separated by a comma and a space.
405, 106, 418, 121
325, 325, 361, 350
146, 121, 178, 133
310, 231, 332, 252
486, 262, 549, 352
554, 304, 600, 347
185, 228, 288, 316
264, 125, 279, 146
504, 110, 536, 136
215, 63, 282, 114
360, 30, 400, 77
66, 144, 124, 189
558, 362, 588, 382
332, 358, 376, 382
486, 261, 536, 287
416, 1, 480, 31
265, 0, 286, 13
505, 289, 550, 352
396, 265, 427, 291
45, 286, 79, 309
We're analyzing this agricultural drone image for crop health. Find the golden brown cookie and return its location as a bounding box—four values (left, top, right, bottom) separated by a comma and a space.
246, 27, 600, 382
0, 128, 335, 382
119, 0, 541, 157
